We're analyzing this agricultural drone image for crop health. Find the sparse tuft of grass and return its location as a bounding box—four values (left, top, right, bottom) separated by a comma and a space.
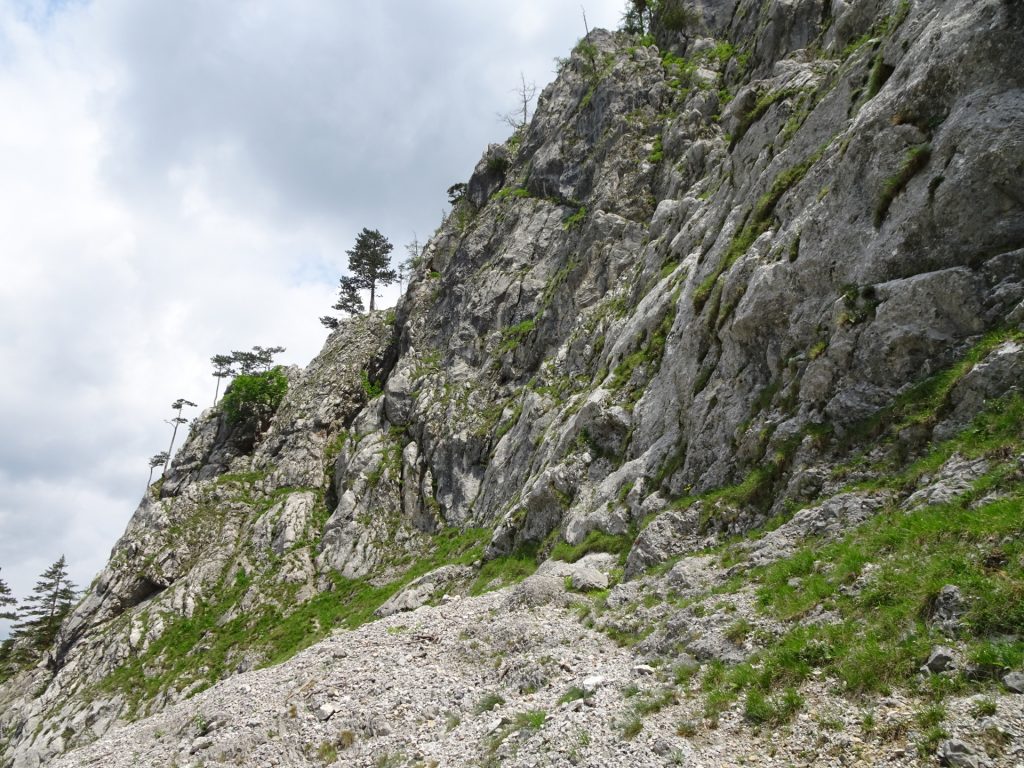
865, 54, 895, 100
694, 146, 825, 310
558, 686, 588, 705
635, 687, 678, 716
874, 143, 931, 227
743, 687, 804, 725
475, 693, 506, 714
498, 318, 537, 354
971, 698, 997, 718
316, 740, 338, 764
732, 88, 802, 145
621, 716, 643, 739
513, 709, 547, 730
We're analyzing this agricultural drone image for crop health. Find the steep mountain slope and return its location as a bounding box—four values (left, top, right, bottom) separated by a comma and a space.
2, 0, 1023, 765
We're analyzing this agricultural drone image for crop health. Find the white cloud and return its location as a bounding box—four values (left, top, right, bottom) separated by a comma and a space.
0, 0, 625, 619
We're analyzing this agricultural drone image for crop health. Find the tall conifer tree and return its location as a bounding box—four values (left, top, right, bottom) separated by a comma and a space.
10, 556, 76, 654
346, 228, 396, 312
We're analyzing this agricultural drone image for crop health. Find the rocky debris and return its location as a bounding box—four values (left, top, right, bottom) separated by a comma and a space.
313, 702, 337, 722
503, 557, 613, 610
47, 586, 1024, 768
374, 565, 474, 618
571, 567, 609, 593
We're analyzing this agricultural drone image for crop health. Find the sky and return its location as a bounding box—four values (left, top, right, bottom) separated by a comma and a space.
0, 0, 625, 635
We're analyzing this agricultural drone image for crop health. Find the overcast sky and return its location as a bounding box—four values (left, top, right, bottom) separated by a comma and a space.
0, 0, 624, 634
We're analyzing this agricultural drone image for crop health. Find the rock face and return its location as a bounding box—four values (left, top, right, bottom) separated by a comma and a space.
3, 0, 1024, 765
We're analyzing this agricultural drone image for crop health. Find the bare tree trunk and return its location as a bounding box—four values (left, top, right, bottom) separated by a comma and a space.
164, 412, 181, 474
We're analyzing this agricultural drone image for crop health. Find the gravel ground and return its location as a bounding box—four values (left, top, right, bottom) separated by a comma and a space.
50, 585, 1024, 768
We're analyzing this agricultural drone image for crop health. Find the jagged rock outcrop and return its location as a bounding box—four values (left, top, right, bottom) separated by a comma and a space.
3, 0, 1023, 765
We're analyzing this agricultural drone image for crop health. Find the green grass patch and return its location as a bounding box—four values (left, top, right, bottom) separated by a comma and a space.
621, 716, 643, 739
635, 687, 677, 716
743, 687, 803, 725
550, 529, 633, 563
563, 205, 588, 231
512, 709, 547, 729
360, 369, 383, 399
493, 186, 532, 202
865, 53, 894, 100
470, 543, 540, 595
647, 134, 664, 164
558, 686, 588, 705
498, 318, 536, 354
608, 303, 676, 403
837, 328, 1024, 466
744, 489, 1024, 698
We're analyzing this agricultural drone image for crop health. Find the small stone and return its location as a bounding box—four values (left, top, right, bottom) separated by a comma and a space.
1002, 670, 1024, 693
314, 703, 337, 721
582, 675, 606, 691
570, 567, 608, 592
923, 646, 957, 674
937, 739, 987, 768
652, 738, 674, 756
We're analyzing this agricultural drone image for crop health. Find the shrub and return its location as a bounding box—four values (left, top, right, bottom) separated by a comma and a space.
486, 153, 510, 175
221, 367, 288, 432
361, 370, 383, 399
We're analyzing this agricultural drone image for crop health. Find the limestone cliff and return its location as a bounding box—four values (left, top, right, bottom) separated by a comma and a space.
2, 0, 1023, 766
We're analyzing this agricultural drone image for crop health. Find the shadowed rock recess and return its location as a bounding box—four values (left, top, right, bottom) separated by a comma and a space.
4, 1, 1024, 766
